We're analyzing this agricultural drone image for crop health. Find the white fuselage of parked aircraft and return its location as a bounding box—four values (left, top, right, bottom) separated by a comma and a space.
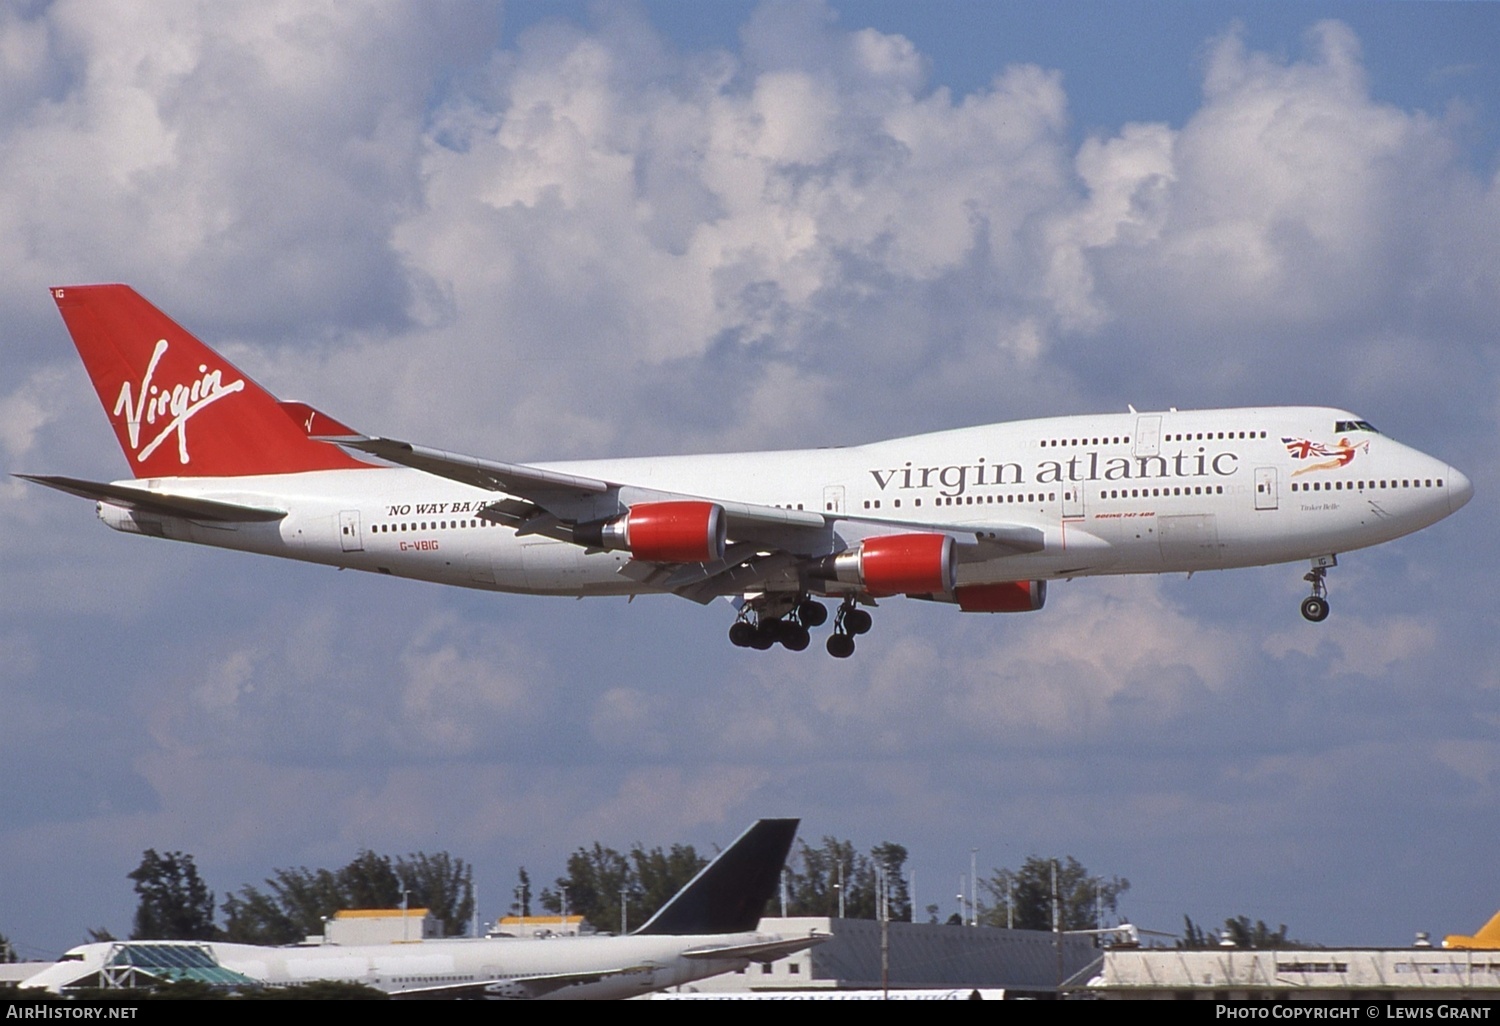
22, 931, 801, 1000
26, 286, 1472, 657
22, 819, 820, 999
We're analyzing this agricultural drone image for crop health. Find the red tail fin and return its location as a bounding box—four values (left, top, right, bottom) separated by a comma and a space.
51, 285, 368, 478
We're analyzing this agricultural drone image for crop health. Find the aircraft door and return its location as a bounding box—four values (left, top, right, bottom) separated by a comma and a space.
1254, 467, 1278, 510
1062, 485, 1084, 519
339, 510, 364, 552
1134, 415, 1161, 457
823, 485, 845, 515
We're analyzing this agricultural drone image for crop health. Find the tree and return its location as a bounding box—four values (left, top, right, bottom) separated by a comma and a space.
631, 842, 705, 923
221, 850, 474, 944
0, 932, 15, 963
979, 855, 1129, 931
781, 838, 912, 922
1179, 914, 1303, 949
540, 841, 706, 933
511, 867, 533, 917
128, 850, 217, 940
396, 852, 474, 936
869, 842, 913, 922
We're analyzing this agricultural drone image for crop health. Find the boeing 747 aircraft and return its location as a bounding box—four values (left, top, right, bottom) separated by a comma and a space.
23, 285, 1472, 657
23, 819, 820, 999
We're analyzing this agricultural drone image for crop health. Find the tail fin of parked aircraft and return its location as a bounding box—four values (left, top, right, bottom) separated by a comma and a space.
50, 284, 367, 478
1444, 909, 1500, 949
634, 818, 798, 936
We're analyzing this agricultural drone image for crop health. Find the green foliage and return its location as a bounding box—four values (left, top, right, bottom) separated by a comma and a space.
540, 841, 706, 932
221, 851, 474, 944
0, 932, 15, 963
632, 842, 707, 920
781, 838, 912, 921
511, 867, 533, 917
128, 850, 217, 941
979, 855, 1129, 931
1179, 914, 1304, 949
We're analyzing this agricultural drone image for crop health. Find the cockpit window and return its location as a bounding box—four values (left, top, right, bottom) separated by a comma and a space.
1334, 420, 1379, 434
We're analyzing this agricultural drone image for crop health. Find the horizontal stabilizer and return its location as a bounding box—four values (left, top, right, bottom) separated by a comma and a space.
682, 933, 828, 962
635, 818, 798, 936
16, 474, 287, 522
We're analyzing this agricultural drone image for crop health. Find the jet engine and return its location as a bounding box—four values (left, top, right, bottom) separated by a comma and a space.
818, 533, 956, 595
954, 580, 1047, 612
574, 501, 726, 563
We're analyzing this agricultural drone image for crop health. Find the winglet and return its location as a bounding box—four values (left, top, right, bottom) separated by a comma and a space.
634, 819, 798, 936
1444, 909, 1500, 949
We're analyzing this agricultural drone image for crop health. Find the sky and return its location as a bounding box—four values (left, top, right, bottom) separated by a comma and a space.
2, 0, 1498, 959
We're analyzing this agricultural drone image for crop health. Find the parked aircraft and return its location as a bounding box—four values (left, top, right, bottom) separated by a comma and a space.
1444, 910, 1500, 950
24, 286, 1472, 656
22, 818, 819, 999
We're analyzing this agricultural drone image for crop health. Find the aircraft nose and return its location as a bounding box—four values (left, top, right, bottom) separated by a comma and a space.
1447, 466, 1473, 514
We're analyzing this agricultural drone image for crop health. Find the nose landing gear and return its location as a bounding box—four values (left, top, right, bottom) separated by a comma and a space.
1300, 557, 1334, 622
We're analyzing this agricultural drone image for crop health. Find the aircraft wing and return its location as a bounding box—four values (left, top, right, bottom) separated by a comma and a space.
308, 419, 1047, 601
16, 474, 287, 522
323, 433, 1040, 548
319, 432, 832, 545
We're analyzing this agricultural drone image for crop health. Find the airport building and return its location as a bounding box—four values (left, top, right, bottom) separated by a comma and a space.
1065, 946, 1500, 1000
678, 916, 1097, 998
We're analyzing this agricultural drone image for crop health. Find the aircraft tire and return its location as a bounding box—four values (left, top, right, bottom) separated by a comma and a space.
844, 608, 873, 635
1300, 596, 1330, 622
781, 624, 811, 651
797, 600, 829, 627
826, 633, 855, 658
729, 621, 756, 647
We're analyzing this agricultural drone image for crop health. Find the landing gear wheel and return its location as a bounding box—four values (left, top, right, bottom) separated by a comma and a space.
749, 625, 776, 650
1300, 596, 1330, 623
797, 599, 829, 628
781, 623, 811, 651
728, 621, 756, 647
1301, 559, 1333, 623
844, 608, 872, 635
827, 633, 855, 658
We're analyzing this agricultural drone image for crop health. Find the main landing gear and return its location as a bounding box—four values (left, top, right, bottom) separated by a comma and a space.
729, 596, 869, 657
826, 599, 871, 659
1300, 557, 1334, 623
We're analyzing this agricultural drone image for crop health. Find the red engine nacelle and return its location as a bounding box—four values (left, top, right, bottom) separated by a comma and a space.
955, 580, 1047, 612
575, 501, 726, 563
824, 533, 956, 595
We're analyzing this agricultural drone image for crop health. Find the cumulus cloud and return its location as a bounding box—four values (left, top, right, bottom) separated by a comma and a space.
1, 1, 1495, 955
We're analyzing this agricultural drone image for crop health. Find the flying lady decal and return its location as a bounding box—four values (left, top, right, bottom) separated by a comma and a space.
1283, 436, 1369, 476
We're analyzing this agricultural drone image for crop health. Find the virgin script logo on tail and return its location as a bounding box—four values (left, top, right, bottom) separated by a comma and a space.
113, 339, 245, 465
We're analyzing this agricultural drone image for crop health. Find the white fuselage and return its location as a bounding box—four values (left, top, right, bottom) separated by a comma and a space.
95, 407, 1469, 600
23, 933, 773, 999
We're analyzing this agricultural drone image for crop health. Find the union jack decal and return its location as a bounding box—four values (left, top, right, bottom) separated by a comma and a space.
1283, 437, 1332, 459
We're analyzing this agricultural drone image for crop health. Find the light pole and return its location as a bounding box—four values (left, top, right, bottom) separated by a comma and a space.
970, 848, 978, 926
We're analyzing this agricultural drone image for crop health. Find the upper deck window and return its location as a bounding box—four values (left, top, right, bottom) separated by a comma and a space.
1334, 419, 1380, 434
